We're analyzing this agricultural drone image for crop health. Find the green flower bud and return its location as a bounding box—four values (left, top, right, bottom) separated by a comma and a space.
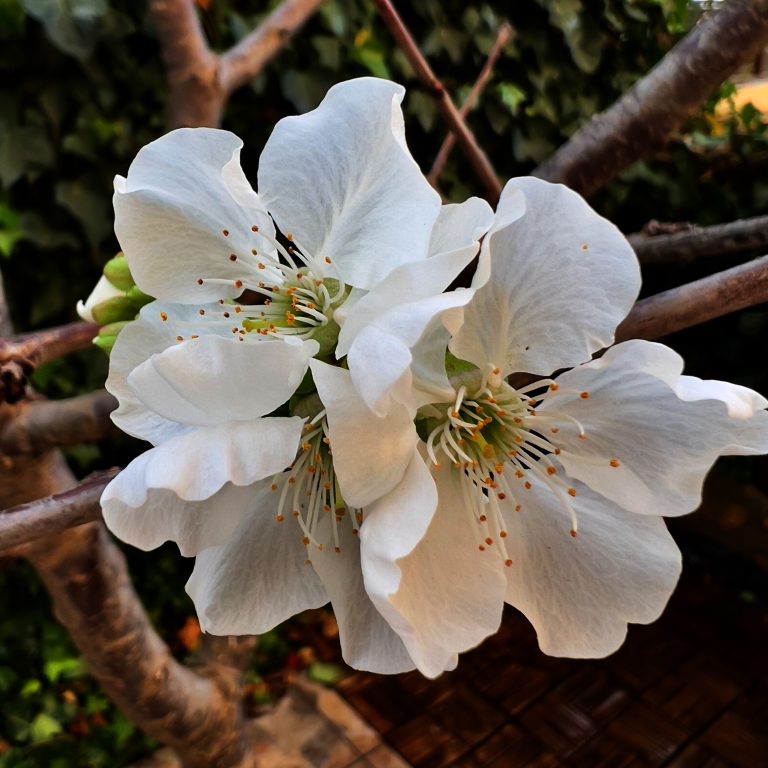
91, 296, 140, 325
93, 320, 130, 355
102, 253, 135, 292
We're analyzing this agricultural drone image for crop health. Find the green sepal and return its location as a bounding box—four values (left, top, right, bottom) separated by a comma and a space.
93, 320, 131, 355
125, 285, 154, 308
103, 253, 135, 291
91, 295, 140, 325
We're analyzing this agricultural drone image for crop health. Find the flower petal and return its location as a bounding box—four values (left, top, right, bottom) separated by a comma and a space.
128, 335, 316, 427
502, 476, 681, 658
258, 78, 441, 290
450, 177, 640, 376
309, 516, 415, 674
107, 302, 231, 444
363, 455, 506, 678
101, 417, 304, 555
114, 128, 275, 303
542, 340, 768, 516
186, 481, 328, 634
310, 360, 417, 508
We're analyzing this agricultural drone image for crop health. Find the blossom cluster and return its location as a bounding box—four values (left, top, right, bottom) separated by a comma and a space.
94, 78, 768, 677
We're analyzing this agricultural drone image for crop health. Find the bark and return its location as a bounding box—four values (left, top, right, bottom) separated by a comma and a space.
25, 524, 256, 768
535, 0, 768, 197
616, 254, 768, 341
150, 0, 326, 128
1, 390, 118, 454
630, 214, 768, 265
374, 0, 502, 203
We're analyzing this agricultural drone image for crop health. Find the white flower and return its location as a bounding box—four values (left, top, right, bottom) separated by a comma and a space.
321, 177, 768, 677
102, 77, 495, 674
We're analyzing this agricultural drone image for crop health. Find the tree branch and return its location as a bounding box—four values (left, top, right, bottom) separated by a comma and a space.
373, 0, 502, 203
630, 214, 768, 265
0, 470, 115, 551
534, 0, 768, 197
148, 0, 223, 128
616, 254, 768, 342
25, 523, 256, 768
0, 390, 118, 455
219, 0, 326, 97
150, 0, 327, 128
427, 21, 513, 188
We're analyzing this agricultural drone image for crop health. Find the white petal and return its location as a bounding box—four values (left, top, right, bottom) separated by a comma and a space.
450, 177, 641, 376
187, 481, 328, 634
114, 128, 275, 303
502, 477, 681, 658
363, 456, 506, 678
427, 197, 495, 259
107, 302, 230, 444
409, 317, 455, 408
77, 275, 124, 322
309, 516, 415, 674
128, 335, 316, 427
542, 340, 768, 516
258, 78, 441, 290
101, 417, 304, 555
310, 360, 417, 508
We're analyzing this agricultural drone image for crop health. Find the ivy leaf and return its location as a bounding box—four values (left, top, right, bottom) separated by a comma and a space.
20, 0, 108, 60
29, 712, 63, 742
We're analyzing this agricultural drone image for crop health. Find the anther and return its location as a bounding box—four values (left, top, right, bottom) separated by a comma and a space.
222, 229, 229, 237
251, 225, 259, 232
160, 312, 168, 322
229, 254, 237, 262
197, 278, 204, 285
570, 529, 578, 538
609, 458, 621, 468
580, 391, 590, 400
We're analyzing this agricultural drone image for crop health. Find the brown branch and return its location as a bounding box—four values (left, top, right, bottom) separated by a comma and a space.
150, 0, 326, 128
427, 22, 513, 188
26, 523, 256, 768
616, 254, 768, 342
219, 0, 327, 97
373, 0, 502, 204
0, 321, 97, 366
630, 214, 768, 265
1, 390, 118, 454
148, 0, 223, 128
0, 271, 11, 338
534, 0, 768, 197
0, 470, 116, 551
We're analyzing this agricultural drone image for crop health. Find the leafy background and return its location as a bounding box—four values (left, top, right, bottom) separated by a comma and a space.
1, 0, 767, 764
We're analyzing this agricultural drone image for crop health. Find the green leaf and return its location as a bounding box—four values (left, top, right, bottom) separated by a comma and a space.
0, 202, 22, 257
20, 0, 108, 60
29, 712, 63, 742
0, 123, 55, 187
0, 665, 17, 692
43, 656, 86, 683
54, 178, 111, 249
307, 661, 344, 686
498, 83, 527, 115
20, 679, 43, 698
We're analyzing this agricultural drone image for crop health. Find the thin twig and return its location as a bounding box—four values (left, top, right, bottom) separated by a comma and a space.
616, 255, 768, 342
219, 0, 326, 96
534, 0, 768, 197
1, 390, 118, 455
630, 214, 768, 265
427, 21, 513, 188
0, 470, 116, 551
0, 321, 97, 366
374, 0, 502, 204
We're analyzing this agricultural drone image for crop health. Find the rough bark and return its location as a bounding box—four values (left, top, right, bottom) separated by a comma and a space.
616, 254, 768, 341
535, 0, 768, 197
149, 0, 326, 128
630, 214, 768, 265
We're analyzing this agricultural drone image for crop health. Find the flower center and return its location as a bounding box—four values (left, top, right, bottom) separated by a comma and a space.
269, 412, 362, 561
424, 377, 594, 566
186, 223, 347, 353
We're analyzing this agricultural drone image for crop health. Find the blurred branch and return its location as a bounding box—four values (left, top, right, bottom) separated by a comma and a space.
630, 214, 768, 265
427, 21, 513, 188
534, 0, 768, 197
0, 321, 97, 366
26, 522, 256, 768
616, 255, 768, 342
219, 0, 326, 96
374, 0, 502, 204
1, 390, 118, 455
150, 0, 325, 127
0, 271, 11, 338
0, 470, 116, 551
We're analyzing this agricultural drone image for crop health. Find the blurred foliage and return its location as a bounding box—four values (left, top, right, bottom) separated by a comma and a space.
1, 0, 768, 763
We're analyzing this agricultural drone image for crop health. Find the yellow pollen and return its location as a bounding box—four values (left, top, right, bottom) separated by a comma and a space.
550, 383, 559, 391
492, 367, 500, 375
